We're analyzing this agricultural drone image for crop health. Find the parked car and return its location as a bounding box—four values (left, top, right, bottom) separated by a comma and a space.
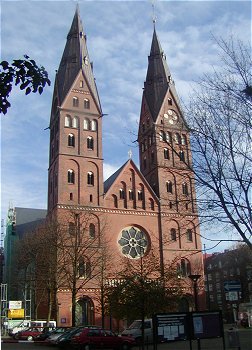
70, 327, 136, 350
35, 328, 56, 341
46, 327, 72, 344
13, 327, 43, 341
121, 319, 153, 343
56, 327, 86, 347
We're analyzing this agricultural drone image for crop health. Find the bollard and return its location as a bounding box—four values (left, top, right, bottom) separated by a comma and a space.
227, 327, 240, 349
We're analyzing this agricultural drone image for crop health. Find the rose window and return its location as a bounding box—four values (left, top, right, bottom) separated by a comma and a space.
118, 226, 149, 259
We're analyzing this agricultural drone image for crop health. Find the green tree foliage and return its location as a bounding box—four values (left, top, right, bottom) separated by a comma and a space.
0, 55, 50, 115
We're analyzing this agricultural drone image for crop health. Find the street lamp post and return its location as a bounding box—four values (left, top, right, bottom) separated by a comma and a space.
188, 274, 201, 311
189, 274, 201, 350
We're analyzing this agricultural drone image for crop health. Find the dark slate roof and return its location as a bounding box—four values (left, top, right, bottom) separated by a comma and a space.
144, 28, 182, 121
104, 161, 128, 194
15, 207, 47, 238
56, 6, 101, 111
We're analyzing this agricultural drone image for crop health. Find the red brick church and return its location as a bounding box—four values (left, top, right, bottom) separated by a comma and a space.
47, 7, 204, 327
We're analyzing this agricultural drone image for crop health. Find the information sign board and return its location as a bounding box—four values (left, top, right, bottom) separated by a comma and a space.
192, 311, 223, 339
8, 309, 25, 319
153, 313, 189, 342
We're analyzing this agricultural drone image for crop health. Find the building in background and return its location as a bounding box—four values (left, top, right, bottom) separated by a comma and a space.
204, 246, 252, 324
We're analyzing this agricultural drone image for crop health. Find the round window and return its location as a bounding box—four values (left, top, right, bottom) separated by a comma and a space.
118, 226, 149, 259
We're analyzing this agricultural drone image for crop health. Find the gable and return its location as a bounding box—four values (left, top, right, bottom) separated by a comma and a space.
104, 160, 159, 211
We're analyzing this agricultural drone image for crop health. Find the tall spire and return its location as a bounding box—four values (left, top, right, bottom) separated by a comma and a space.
56, 6, 101, 111
143, 28, 180, 121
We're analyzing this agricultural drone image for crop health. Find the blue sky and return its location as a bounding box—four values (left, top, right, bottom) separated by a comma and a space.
1, 0, 251, 252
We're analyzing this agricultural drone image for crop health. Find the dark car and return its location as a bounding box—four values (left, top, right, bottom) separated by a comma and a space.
46, 327, 72, 344
13, 327, 43, 341
70, 327, 136, 350
35, 328, 56, 341
56, 327, 86, 347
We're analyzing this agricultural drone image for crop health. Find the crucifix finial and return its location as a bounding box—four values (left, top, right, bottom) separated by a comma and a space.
152, 0, 157, 27
128, 149, 132, 159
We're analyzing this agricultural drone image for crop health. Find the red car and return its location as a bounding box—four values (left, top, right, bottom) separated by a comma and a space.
70, 327, 136, 350
13, 327, 43, 341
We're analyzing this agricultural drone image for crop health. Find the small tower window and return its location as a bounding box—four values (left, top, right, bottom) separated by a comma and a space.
87, 172, 94, 186
70, 193, 73, 200
166, 132, 172, 143
68, 169, 75, 184
80, 80, 84, 88
149, 198, 154, 211
164, 148, 169, 159
186, 229, 193, 242
170, 228, 176, 241
113, 195, 118, 208
65, 115, 72, 127
168, 98, 172, 105
73, 96, 79, 107
179, 151, 185, 162
89, 223, 95, 238
84, 98, 90, 109
182, 182, 188, 196
84, 118, 90, 130
90, 194, 93, 202
181, 134, 187, 145
143, 157, 147, 169
87, 136, 94, 150
166, 181, 173, 193
142, 122, 145, 132
160, 130, 165, 142
68, 133, 75, 147
78, 257, 91, 278
72, 116, 79, 128
91, 120, 97, 131
174, 133, 181, 144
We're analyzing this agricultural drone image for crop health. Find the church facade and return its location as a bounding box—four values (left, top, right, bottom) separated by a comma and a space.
47, 7, 204, 327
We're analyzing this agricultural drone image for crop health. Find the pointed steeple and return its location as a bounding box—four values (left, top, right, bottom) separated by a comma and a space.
56, 6, 101, 111
144, 28, 180, 121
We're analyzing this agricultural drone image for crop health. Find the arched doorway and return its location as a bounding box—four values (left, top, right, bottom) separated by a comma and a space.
75, 296, 94, 326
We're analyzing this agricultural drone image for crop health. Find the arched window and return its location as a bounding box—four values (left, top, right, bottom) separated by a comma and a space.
69, 222, 75, 235
174, 133, 181, 144
181, 134, 187, 145
68, 133, 75, 147
80, 80, 84, 88
168, 98, 172, 105
129, 190, 134, 200
84, 118, 90, 130
78, 257, 91, 278
182, 182, 188, 196
164, 148, 169, 159
149, 198, 154, 210
87, 136, 94, 150
65, 115, 71, 127
72, 116, 79, 128
170, 228, 176, 241
73, 96, 79, 107
186, 229, 193, 242
87, 171, 94, 186
84, 98, 90, 109
89, 223, 95, 239
68, 169, 75, 184
160, 130, 165, 141
91, 120, 97, 131
119, 189, 125, 199
166, 132, 172, 143
138, 191, 143, 201
177, 259, 191, 277
112, 195, 118, 208
70, 193, 73, 200
179, 151, 185, 162
166, 181, 173, 193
